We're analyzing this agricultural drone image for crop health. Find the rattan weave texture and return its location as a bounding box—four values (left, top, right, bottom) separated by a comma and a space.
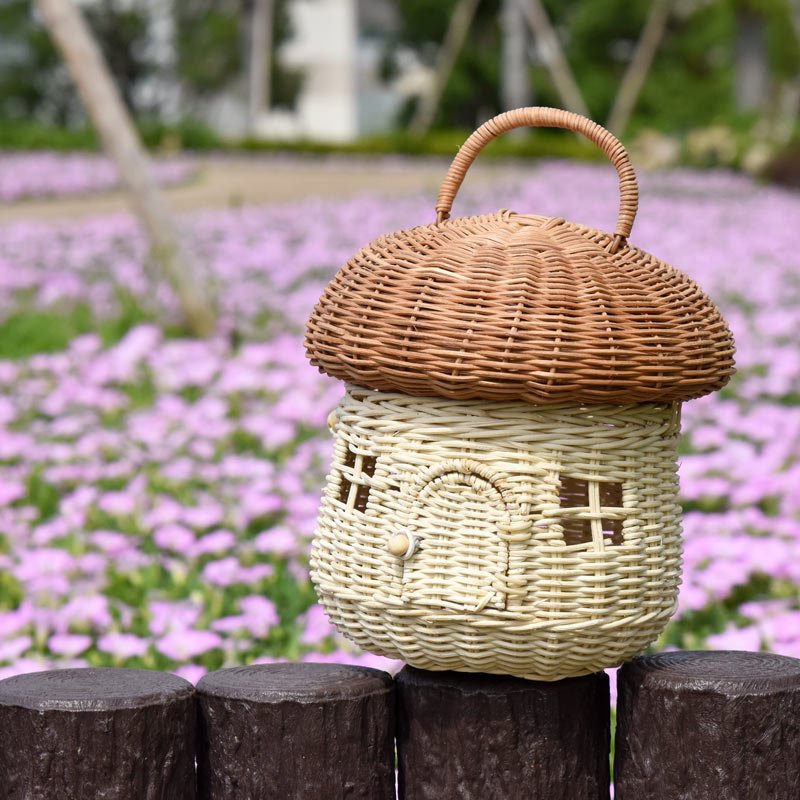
306, 108, 735, 404
311, 387, 683, 681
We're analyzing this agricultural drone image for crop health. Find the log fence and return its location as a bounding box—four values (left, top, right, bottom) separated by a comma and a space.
0, 651, 798, 799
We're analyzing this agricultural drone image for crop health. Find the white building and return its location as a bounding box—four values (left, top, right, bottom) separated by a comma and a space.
250, 0, 414, 143
57, 0, 419, 142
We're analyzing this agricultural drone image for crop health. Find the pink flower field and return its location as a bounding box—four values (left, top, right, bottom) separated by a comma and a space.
0, 152, 192, 201
0, 159, 799, 683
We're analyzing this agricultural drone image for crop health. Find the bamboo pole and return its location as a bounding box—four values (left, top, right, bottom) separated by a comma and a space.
517, 0, 588, 116
248, 0, 275, 131
35, 0, 216, 337
502, 0, 532, 114
410, 0, 482, 135
606, 0, 673, 137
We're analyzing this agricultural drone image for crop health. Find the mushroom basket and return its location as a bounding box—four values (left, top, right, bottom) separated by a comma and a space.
305, 107, 735, 681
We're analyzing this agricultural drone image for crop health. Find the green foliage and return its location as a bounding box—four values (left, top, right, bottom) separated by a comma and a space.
0, 117, 221, 152
175, 0, 301, 110
0, 1, 74, 124
538, 0, 740, 131
0, 302, 154, 359
0, 116, 603, 161
389, 0, 799, 136
391, 0, 504, 128
25, 471, 61, 522
0, 0, 155, 123
175, 1, 244, 96
0, 0, 301, 129
84, 2, 155, 113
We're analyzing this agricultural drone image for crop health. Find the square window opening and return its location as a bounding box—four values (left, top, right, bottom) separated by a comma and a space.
338, 447, 377, 513
559, 476, 625, 547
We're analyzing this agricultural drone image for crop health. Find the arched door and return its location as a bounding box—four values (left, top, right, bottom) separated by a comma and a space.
402, 468, 510, 613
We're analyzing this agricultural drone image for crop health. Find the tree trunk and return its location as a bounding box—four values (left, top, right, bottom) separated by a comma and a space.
615, 651, 800, 799
735, 8, 770, 113
197, 663, 396, 799
248, 0, 275, 131
517, 0, 588, 116
396, 666, 610, 799
410, 0, 482, 135
502, 0, 532, 116
606, 0, 673, 136
0, 668, 196, 799
35, 0, 216, 337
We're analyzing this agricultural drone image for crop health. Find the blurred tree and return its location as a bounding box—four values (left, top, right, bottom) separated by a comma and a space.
175, 0, 302, 111
0, 0, 301, 127
0, 0, 154, 123
393, 0, 504, 129
389, 0, 798, 136
175, 0, 244, 97
84, 1, 154, 113
248, 0, 275, 128
35, 0, 216, 337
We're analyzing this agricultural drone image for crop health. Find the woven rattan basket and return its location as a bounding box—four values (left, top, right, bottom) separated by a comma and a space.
306, 107, 735, 681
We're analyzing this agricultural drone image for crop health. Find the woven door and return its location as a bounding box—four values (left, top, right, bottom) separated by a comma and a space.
402, 469, 510, 613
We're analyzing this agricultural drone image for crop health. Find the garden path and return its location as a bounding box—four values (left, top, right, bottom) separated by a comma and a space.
0, 154, 508, 222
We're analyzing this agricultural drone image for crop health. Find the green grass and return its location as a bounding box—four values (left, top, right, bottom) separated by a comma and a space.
0, 302, 180, 360
0, 117, 603, 162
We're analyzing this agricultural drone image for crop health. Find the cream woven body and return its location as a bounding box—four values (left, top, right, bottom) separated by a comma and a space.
311, 386, 683, 681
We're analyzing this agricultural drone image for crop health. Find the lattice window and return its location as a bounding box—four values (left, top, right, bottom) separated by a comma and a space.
338, 446, 377, 512
558, 476, 625, 547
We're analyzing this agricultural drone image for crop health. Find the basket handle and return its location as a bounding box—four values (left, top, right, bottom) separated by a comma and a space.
434, 107, 639, 253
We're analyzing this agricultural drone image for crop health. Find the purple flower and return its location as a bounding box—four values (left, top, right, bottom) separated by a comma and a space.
190, 530, 236, 557
0, 658, 48, 680
97, 632, 150, 659
148, 601, 201, 637
299, 604, 336, 646
0, 480, 25, 506
153, 524, 195, 553
253, 527, 297, 556
48, 634, 92, 657
97, 490, 137, 517
180, 502, 224, 530
54, 596, 113, 631
172, 664, 208, 684
156, 629, 223, 661
706, 625, 762, 652
0, 635, 33, 662
201, 557, 273, 588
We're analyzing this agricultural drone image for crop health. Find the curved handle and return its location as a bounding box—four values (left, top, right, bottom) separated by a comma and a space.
435, 107, 639, 253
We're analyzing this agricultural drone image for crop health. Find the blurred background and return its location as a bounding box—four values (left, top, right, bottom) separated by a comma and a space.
1, 0, 798, 176
0, 1, 799, 686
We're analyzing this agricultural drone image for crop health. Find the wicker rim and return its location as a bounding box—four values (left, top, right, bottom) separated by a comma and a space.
435, 107, 638, 253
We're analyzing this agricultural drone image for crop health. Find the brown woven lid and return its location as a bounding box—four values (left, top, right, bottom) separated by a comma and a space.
306, 108, 735, 404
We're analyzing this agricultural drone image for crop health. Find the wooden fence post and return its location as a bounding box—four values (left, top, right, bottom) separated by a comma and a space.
196, 663, 395, 800
0, 667, 196, 799
615, 650, 800, 799
396, 666, 610, 799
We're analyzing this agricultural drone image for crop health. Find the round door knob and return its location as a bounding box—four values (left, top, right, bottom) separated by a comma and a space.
387, 532, 418, 560
387, 533, 410, 557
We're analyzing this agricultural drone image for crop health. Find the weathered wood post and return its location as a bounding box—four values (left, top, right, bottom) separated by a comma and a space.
396, 667, 611, 800
196, 663, 395, 800
0, 667, 196, 799
615, 650, 800, 799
